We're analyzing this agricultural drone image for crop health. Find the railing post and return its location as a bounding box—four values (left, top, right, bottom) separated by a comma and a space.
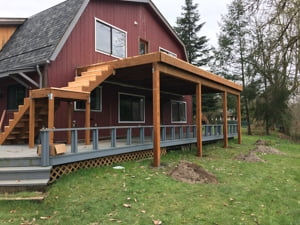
161, 127, 166, 141
126, 128, 132, 145
92, 127, 99, 150
41, 129, 50, 167
193, 126, 196, 138
171, 127, 175, 140
179, 126, 183, 139
204, 125, 208, 136
71, 129, 78, 153
186, 126, 190, 138
140, 127, 145, 144
111, 128, 116, 147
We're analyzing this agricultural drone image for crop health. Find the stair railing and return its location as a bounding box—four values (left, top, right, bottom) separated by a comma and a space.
0, 109, 6, 132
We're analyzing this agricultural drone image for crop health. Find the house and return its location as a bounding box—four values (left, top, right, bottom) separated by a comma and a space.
0, 0, 242, 168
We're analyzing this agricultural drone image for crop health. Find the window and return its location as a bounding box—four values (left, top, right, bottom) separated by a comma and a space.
159, 47, 177, 57
7, 84, 26, 110
119, 93, 145, 123
95, 19, 127, 58
171, 100, 187, 123
139, 39, 149, 55
75, 87, 102, 112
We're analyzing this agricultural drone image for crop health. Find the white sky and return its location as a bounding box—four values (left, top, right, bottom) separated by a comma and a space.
0, 0, 232, 47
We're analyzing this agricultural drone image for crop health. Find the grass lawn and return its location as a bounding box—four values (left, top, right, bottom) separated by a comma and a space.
0, 133, 299, 225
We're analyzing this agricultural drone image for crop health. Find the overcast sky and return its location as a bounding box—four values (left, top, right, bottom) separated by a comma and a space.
0, 0, 232, 47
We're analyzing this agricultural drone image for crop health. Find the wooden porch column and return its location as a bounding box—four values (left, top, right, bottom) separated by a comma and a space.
196, 83, 202, 157
237, 94, 242, 144
48, 93, 55, 145
67, 101, 73, 144
85, 97, 91, 145
223, 91, 228, 148
152, 63, 161, 167
29, 98, 35, 148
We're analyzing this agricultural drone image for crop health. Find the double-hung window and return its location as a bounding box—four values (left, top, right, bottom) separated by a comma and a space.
95, 19, 127, 58
171, 100, 187, 123
119, 93, 145, 123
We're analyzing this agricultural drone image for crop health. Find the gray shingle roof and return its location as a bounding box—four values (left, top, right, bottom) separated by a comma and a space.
0, 0, 86, 74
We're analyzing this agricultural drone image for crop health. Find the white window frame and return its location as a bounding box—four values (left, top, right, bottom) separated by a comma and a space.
95, 18, 127, 59
171, 100, 187, 123
118, 92, 145, 123
159, 47, 177, 57
74, 86, 102, 112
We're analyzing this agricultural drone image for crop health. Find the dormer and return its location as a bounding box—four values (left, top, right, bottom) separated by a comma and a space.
0, 18, 26, 51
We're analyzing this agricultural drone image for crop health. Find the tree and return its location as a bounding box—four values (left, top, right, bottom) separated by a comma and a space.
174, 0, 211, 66
213, 0, 253, 135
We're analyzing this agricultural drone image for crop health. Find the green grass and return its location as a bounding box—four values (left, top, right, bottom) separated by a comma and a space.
0, 133, 299, 225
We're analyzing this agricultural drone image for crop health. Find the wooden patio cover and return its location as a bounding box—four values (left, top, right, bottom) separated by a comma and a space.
77, 52, 243, 167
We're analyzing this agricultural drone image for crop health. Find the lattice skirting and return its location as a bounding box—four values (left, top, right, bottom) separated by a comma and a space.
49, 148, 167, 183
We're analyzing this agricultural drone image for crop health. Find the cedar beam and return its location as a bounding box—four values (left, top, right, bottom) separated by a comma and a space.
48, 93, 55, 145
223, 91, 228, 148
237, 94, 242, 144
29, 98, 35, 148
67, 102, 73, 144
196, 83, 202, 157
152, 63, 161, 167
85, 97, 91, 145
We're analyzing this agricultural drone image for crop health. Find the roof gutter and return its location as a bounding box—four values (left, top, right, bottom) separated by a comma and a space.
36, 65, 43, 88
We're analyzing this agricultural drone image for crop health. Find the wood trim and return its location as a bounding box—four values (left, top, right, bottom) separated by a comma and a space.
29, 99, 35, 148
67, 102, 73, 144
237, 94, 242, 144
196, 83, 202, 157
85, 98, 91, 145
30, 88, 89, 100
48, 94, 55, 145
152, 63, 161, 167
223, 92, 228, 148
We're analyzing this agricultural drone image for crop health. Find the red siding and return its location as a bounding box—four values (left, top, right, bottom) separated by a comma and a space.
46, 0, 191, 132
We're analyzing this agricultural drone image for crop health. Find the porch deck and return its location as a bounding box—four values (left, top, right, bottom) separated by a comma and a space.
0, 124, 237, 167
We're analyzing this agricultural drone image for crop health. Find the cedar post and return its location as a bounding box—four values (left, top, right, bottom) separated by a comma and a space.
196, 83, 202, 157
48, 93, 55, 145
152, 63, 161, 167
85, 97, 91, 145
67, 101, 73, 144
29, 98, 35, 148
237, 94, 242, 144
223, 91, 228, 148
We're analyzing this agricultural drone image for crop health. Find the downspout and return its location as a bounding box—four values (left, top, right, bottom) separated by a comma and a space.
36, 65, 43, 88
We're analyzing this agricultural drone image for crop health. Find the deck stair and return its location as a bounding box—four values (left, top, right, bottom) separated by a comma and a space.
0, 165, 52, 193
63, 65, 113, 92
0, 98, 51, 145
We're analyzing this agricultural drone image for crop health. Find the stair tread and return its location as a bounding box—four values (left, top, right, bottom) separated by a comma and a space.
0, 179, 49, 186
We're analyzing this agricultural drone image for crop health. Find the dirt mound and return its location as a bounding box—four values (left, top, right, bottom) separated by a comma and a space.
252, 145, 286, 155
255, 139, 269, 146
168, 161, 218, 184
234, 152, 265, 162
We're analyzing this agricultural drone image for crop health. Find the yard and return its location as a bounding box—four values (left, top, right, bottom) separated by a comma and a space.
0, 132, 299, 225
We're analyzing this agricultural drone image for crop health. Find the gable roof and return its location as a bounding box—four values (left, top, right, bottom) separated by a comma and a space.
0, 0, 186, 75
0, 0, 88, 74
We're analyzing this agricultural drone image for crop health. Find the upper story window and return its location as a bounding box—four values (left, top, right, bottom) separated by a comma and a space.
7, 84, 26, 110
139, 39, 149, 55
95, 18, 127, 58
75, 86, 102, 112
159, 47, 177, 57
171, 100, 187, 123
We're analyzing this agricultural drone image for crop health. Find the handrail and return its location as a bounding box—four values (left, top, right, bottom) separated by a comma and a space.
0, 109, 6, 132
39, 124, 238, 166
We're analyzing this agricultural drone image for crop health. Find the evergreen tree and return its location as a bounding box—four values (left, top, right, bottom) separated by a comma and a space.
174, 0, 211, 66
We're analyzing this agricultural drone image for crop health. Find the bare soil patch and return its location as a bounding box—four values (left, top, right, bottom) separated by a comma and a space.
234, 152, 265, 162
252, 145, 286, 155
168, 161, 218, 184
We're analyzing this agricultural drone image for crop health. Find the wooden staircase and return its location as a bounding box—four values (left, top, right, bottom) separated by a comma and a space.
63, 65, 113, 92
0, 65, 113, 145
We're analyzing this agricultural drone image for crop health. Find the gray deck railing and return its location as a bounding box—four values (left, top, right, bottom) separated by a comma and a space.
40, 124, 238, 166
